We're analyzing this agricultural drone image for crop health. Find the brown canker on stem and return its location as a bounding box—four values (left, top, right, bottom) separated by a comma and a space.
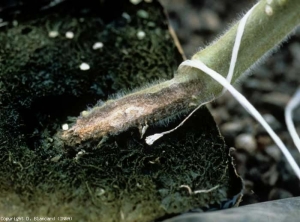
59, 77, 206, 148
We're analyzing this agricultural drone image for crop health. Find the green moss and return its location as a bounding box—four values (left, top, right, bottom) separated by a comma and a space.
0, 1, 242, 221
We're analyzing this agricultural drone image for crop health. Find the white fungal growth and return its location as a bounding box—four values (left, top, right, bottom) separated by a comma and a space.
80, 63, 90, 71
265, 5, 273, 16
62, 124, 69, 131
92, 42, 104, 50
137, 31, 146, 40
49, 31, 59, 38
267, 0, 273, 4
65, 31, 74, 39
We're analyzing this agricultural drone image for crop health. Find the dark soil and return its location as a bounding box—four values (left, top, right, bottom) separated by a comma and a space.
160, 0, 300, 205
0, 0, 242, 221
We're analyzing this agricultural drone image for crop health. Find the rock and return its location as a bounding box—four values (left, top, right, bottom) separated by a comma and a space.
244, 78, 275, 92
264, 145, 282, 161
268, 188, 293, 201
261, 92, 291, 109
235, 133, 257, 154
220, 121, 243, 137
255, 114, 282, 135
262, 165, 279, 186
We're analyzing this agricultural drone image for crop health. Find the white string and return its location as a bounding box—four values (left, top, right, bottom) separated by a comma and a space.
146, 3, 257, 145
225, 3, 257, 86
179, 59, 300, 180
285, 87, 300, 153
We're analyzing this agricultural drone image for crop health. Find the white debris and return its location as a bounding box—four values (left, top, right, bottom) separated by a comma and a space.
130, 0, 142, 5
80, 63, 90, 71
49, 31, 59, 38
137, 31, 146, 40
92, 42, 104, 50
62, 124, 69, 131
65, 31, 74, 39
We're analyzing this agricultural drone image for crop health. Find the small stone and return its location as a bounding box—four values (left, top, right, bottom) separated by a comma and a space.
268, 188, 293, 200
261, 92, 290, 108
220, 121, 243, 137
262, 165, 278, 186
49, 31, 59, 38
137, 31, 146, 40
263, 114, 281, 130
62, 124, 69, 130
244, 79, 275, 92
79, 63, 90, 71
92, 42, 104, 50
65, 31, 74, 39
265, 145, 282, 161
235, 133, 257, 154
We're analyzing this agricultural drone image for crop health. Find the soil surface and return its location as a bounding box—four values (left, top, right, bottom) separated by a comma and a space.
160, 0, 300, 205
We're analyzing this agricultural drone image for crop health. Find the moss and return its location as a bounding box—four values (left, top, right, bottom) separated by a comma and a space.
0, 0, 242, 221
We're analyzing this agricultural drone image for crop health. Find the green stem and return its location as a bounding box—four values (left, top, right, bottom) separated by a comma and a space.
60, 0, 300, 148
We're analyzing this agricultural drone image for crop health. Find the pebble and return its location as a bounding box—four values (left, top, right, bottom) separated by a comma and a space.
261, 92, 291, 108
79, 63, 90, 71
268, 188, 293, 200
263, 114, 281, 130
264, 145, 282, 161
92, 42, 104, 50
243, 79, 275, 92
235, 133, 257, 154
220, 121, 243, 137
262, 165, 278, 186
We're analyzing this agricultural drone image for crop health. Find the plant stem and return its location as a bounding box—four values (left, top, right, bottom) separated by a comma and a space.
60, 0, 300, 147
